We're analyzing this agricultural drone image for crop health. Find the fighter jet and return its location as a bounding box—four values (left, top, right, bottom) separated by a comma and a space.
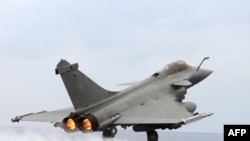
12, 57, 213, 141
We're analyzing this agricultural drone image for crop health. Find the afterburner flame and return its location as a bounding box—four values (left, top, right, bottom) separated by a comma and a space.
65, 118, 76, 130
83, 119, 92, 130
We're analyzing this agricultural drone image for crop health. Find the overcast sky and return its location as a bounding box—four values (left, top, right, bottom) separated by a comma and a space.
1, 0, 250, 137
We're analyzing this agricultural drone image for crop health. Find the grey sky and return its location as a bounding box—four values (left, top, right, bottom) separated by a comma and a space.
1, 0, 250, 135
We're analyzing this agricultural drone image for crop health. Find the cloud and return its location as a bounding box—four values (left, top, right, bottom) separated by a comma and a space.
0, 127, 222, 141
0, 127, 128, 141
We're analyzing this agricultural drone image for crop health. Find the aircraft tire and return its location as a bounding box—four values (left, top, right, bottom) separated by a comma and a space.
146, 131, 158, 141
102, 127, 117, 141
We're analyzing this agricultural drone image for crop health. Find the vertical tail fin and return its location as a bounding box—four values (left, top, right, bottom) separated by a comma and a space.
55, 59, 116, 109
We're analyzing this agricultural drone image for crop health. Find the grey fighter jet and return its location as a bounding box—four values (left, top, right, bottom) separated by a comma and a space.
12, 57, 213, 141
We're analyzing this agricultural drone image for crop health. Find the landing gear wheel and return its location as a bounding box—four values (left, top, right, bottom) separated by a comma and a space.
102, 127, 117, 141
146, 131, 158, 141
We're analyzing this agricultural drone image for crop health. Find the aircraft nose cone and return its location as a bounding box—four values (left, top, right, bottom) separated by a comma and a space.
205, 69, 213, 78
201, 69, 213, 78
197, 69, 213, 82
190, 69, 213, 85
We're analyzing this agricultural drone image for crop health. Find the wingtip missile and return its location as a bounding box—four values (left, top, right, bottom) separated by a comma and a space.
182, 112, 213, 125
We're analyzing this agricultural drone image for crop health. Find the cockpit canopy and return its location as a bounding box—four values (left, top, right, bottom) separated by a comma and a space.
161, 60, 191, 76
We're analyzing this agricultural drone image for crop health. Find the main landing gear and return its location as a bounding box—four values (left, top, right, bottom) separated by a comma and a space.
102, 128, 158, 141
146, 131, 158, 141
102, 127, 117, 141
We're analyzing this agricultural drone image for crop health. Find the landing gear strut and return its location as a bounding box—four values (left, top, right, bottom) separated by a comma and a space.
102, 127, 117, 141
146, 131, 158, 141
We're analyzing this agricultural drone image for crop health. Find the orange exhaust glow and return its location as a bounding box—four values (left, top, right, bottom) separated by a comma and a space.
83, 119, 92, 130
65, 118, 76, 130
